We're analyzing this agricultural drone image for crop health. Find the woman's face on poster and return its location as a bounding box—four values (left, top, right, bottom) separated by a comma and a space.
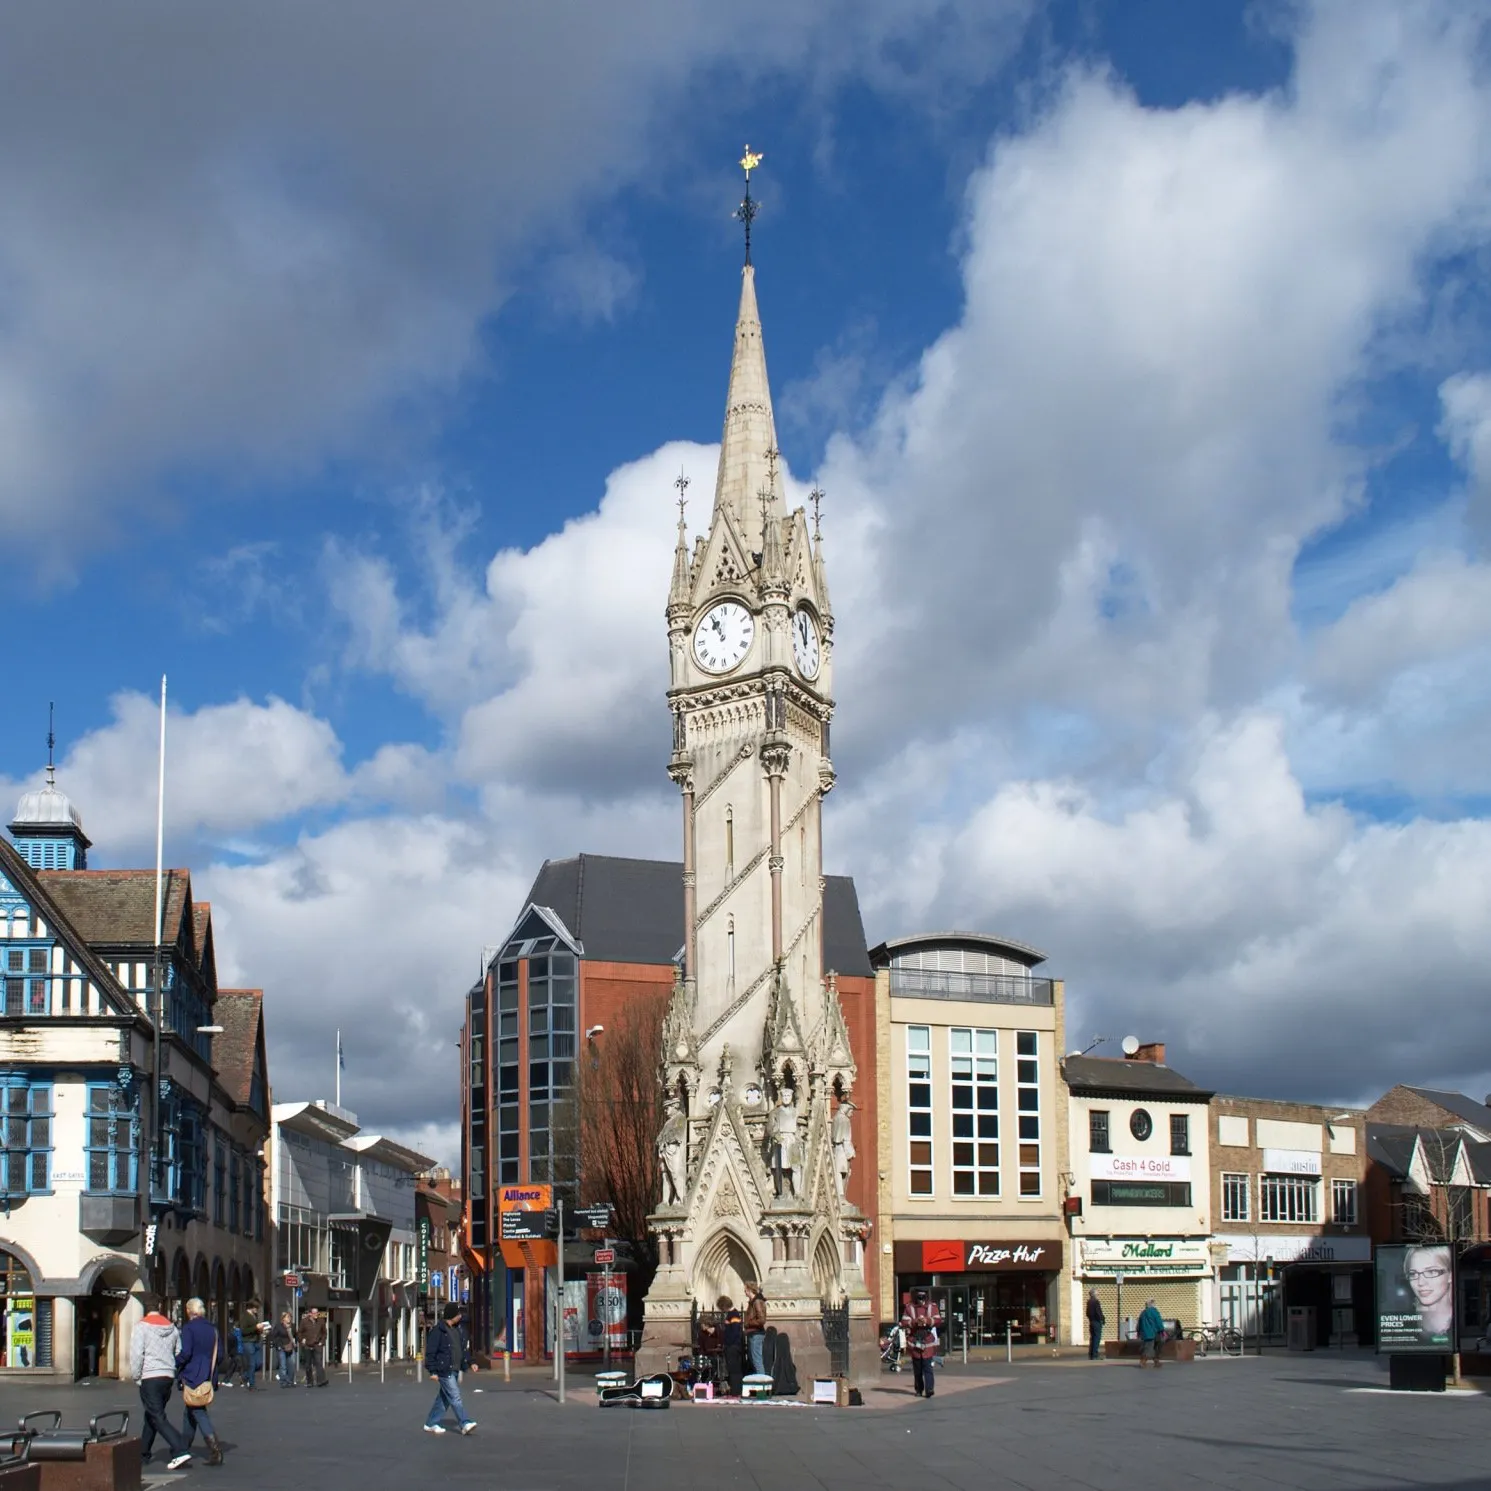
1404, 1248, 1451, 1310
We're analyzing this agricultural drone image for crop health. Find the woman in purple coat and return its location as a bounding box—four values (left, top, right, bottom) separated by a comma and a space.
176, 1297, 224, 1466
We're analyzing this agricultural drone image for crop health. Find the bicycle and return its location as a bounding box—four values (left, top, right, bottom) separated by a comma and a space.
1185, 1322, 1243, 1356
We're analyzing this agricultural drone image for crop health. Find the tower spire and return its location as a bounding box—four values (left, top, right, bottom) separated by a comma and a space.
735, 145, 762, 267
669, 470, 693, 610
46, 702, 56, 789
714, 147, 781, 560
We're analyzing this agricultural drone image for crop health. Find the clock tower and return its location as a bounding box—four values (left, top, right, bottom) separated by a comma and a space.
636, 153, 871, 1381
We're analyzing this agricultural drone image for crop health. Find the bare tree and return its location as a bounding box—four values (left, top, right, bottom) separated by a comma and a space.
578, 996, 668, 1300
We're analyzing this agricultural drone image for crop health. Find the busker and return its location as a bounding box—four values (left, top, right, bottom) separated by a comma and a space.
1137, 1299, 1166, 1369
297, 1306, 328, 1387
721, 1299, 745, 1397
128, 1299, 193, 1471
1086, 1289, 1106, 1360
176, 1297, 224, 1466
271, 1311, 297, 1386
744, 1284, 768, 1376
423, 1302, 477, 1435
901, 1287, 941, 1400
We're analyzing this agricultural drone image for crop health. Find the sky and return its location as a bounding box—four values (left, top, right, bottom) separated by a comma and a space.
4, 0, 1491, 1164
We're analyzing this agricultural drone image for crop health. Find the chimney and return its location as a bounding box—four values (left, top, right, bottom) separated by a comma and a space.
1128, 1042, 1166, 1065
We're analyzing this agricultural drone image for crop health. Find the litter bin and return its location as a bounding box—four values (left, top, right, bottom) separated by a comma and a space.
1286, 1306, 1316, 1352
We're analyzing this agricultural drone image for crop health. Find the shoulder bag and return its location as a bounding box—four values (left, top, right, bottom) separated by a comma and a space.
183, 1337, 218, 1408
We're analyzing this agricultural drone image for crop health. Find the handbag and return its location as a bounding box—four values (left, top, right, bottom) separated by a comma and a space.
183, 1338, 218, 1408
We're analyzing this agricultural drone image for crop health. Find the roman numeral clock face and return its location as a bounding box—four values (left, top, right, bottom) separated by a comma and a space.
693, 602, 754, 672
792, 608, 821, 680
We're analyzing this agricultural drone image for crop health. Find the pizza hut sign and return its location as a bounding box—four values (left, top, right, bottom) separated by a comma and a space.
894, 1238, 1063, 1273
966, 1243, 1052, 1268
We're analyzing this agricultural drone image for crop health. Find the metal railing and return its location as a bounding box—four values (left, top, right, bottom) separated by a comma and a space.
888, 970, 1054, 1005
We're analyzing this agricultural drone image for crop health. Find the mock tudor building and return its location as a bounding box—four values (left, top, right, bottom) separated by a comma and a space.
1063, 1044, 1215, 1341
871, 932, 1067, 1344
0, 772, 270, 1378
1208, 1095, 1368, 1346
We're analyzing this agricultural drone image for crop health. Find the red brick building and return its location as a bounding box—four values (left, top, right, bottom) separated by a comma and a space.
459, 853, 876, 1359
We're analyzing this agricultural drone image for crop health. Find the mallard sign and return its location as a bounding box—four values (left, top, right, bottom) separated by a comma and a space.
1081, 1238, 1210, 1272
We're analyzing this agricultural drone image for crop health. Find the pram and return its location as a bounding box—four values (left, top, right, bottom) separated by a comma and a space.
880, 1323, 905, 1372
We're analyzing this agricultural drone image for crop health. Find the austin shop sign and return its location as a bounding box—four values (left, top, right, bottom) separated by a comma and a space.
893, 1239, 1063, 1273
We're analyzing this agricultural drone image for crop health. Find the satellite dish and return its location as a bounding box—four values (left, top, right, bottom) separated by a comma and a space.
1121, 1035, 1140, 1056
1065, 1050, 1082, 1059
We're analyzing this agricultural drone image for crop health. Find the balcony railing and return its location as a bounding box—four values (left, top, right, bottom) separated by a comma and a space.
888, 969, 1055, 1006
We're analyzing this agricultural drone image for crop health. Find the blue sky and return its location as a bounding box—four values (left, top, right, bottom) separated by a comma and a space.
4, 0, 1491, 1155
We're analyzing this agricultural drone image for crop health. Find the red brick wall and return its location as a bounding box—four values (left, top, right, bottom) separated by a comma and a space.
1366, 1086, 1461, 1128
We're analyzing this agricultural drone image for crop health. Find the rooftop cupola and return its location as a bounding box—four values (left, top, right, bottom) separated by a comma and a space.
9, 708, 90, 870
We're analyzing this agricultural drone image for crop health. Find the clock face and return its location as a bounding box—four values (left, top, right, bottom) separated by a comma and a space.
792, 608, 821, 680
693, 602, 754, 673
1130, 1108, 1153, 1142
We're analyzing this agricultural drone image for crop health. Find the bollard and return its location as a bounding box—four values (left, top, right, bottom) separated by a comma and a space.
504, 1349, 511, 1383
962, 1325, 968, 1366
1005, 1322, 1012, 1364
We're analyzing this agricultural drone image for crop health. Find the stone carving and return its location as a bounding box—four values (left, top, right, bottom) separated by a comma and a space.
714, 1174, 743, 1218
658, 1098, 688, 1207
769, 1090, 803, 1198
832, 1098, 855, 1199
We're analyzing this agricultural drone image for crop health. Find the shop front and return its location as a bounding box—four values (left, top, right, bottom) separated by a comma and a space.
0, 1248, 50, 1371
893, 1238, 1063, 1346
1217, 1233, 1372, 1346
1075, 1237, 1211, 1339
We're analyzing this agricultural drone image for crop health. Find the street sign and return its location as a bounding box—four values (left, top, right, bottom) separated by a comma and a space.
594, 1248, 615, 1265
575, 1204, 613, 1229
282, 1272, 302, 1288
500, 1208, 550, 1242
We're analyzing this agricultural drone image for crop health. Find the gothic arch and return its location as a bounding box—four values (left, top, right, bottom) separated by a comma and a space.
691, 1226, 759, 1310
812, 1228, 843, 1306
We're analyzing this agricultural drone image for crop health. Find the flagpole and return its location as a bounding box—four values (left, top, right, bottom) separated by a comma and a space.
147, 676, 167, 1278
336, 1030, 342, 1109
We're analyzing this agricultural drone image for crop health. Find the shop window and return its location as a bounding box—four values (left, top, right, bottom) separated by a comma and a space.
1089, 1110, 1110, 1154
950, 1028, 998, 1197
1016, 1031, 1040, 1196
1331, 1178, 1358, 1227
1170, 1113, 1190, 1156
1222, 1172, 1250, 1222
1260, 1174, 1318, 1224
0, 1077, 51, 1195
907, 1026, 933, 1196
0, 1250, 49, 1368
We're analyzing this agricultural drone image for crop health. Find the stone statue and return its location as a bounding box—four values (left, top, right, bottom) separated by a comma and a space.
657, 1099, 687, 1207
769, 1090, 803, 1198
832, 1098, 855, 1198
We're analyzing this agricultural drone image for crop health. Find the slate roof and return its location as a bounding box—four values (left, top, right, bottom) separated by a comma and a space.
1368, 1122, 1491, 1187
214, 989, 264, 1108
1062, 1053, 1214, 1101
39, 867, 194, 949
1403, 1087, 1491, 1136
1366, 1123, 1421, 1180
519, 853, 873, 977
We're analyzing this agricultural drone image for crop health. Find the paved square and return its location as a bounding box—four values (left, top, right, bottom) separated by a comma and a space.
2, 1352, 1487, 1491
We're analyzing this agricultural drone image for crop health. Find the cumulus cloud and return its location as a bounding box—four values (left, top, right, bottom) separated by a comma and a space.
0, 0, 1034, 567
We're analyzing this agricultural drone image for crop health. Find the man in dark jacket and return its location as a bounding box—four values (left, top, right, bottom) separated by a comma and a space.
721, 1301, 745, 1398
1086, 1289, 1106, 1360
423, 1302, 477, 1435
298, 1307, 328, 1387
901, 1288, 941, 1399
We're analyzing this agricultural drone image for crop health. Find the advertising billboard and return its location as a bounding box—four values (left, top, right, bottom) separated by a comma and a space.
1375, 1244, 1454, 1352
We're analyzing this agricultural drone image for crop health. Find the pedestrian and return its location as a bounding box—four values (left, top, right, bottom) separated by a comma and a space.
1086, 1289, 1106, 1361
1137, 1298, 1166, 1369
721, 1299, 745, 1398
743, 1283, 768, 1377
271, 1311, 297, 1386
176, 1297, 224, 1466
900, 1287, 941, 1399
128, 1298, 193, 1472
297, 1306, 328, 1387
422, 1302, 477, 1436
241, 1304, 262, 1390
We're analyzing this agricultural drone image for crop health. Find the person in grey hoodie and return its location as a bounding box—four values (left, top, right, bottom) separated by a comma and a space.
129, 1300, 193, 1471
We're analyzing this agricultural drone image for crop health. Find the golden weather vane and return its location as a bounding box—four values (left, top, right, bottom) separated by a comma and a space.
735, 144, 764, 266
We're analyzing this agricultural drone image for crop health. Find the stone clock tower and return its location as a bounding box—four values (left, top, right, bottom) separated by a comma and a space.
636, 159, 872, 1381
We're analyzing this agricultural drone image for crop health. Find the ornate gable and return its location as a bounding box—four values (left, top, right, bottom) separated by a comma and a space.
691, 504, 756, 611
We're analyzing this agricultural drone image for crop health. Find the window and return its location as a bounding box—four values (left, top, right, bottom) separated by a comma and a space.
1091, 1180, 1191, 1206
229, 1150, 241, 1233
0, 1079, 52, 1195
950, 1028, 998, 1197
1450, 1185, 1474, 1240
525, 948, 578, 1191
1222, 1172, 1250, 1222
1170, 1113, 1190, 1156
1331, 1178, 1358, 1227
86, 1084, 139, 1193
3, 948, 49, 1017
213, 1138, 227, 1226
907, 1026, 932, 1196
1017, 1031, 1040, 1196
1260, 1174, 1319, 1223
1089, 1110, 1110, 1153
